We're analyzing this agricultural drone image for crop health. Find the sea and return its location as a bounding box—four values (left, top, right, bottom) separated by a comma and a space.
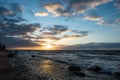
9, 50, 120, 80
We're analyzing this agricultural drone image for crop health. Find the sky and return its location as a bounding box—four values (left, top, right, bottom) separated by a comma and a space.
0, 0, 120, 50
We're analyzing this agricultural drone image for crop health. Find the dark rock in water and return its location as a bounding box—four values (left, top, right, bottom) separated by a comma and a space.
87, 65, 102, 72
73, 71, 86, 77
68, 65, 85, 77
32, 55, 35, 58
68, 65, 81, 72
113, 71, 120, 79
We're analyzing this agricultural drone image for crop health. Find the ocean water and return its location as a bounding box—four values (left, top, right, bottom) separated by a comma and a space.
11, 50, 120, 80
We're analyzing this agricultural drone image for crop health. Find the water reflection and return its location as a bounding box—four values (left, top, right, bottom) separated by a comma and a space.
39, 59, 68, 79
41, 60, 53, 75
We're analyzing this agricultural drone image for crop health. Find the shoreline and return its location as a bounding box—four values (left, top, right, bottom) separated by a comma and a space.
0, 51, 119, 80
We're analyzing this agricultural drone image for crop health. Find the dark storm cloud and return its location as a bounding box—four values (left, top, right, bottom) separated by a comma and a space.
0, 1, 42, 48
0, 1, 40, 36
0, 2, 25, 23
0, 23, 41, 36
59, 43, 120, 50
0, 36, 39, 48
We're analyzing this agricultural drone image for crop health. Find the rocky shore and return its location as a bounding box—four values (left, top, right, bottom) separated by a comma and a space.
0, 51, 120, 80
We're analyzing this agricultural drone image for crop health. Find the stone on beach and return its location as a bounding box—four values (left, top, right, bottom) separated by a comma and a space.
67, 65, 86, 77
68, 65, 81, 72
113, 71, 120, 79
87, 65, 102, 72
32, 55, 35, 58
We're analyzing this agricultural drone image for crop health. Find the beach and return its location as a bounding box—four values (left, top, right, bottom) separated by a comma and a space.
0, 51, 22, 80
0, 50, 120, 80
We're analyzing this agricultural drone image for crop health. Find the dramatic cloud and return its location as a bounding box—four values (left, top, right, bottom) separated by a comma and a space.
68, 0, 112, 13
58, 43, 120, 50
44, 3, 64, 16
34, 12, 49, 16
84, 13, 102, 21
0, 23, 41, 36
0, 2, 42, 49
42, 0, 112, 17
0, 2, 40, 37
1, 0, 119, 50
42, 25, 68, 36
44, 3, 63, 12
48, 25, 68, 34
0, 6, 13, 15
0, 36, 39, 48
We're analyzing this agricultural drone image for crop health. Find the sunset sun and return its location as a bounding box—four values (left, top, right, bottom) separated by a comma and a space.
45, 44, 53, 49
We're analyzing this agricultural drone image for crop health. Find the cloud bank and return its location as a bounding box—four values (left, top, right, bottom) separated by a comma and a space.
58, 43, 120, 50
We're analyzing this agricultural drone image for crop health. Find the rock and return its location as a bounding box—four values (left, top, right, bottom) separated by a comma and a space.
73, 71, 86, 77
7, 53, 16, 58
32, 55, 35, 58
87, 65, 102, 72
68, 65, 81, 72
68, 65, 86, 77
113, 71, 120, 79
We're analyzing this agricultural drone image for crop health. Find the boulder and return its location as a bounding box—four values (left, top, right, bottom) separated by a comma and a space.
113, 71, 120, 79
87, 65, 102, 72
68, 65, 81, 72
68, 65, 86, 77
32, 55, 35, 58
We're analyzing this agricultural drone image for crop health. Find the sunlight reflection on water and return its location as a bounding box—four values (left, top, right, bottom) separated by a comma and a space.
41, 60, 53, 74
37, 59, 70, 80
